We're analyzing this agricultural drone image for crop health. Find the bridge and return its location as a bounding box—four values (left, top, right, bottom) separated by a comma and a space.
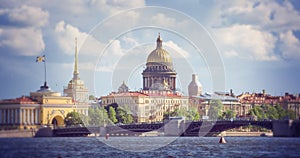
52, 120, 275, 137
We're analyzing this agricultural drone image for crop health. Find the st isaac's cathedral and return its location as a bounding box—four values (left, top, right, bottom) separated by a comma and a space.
101, 34, 203, 123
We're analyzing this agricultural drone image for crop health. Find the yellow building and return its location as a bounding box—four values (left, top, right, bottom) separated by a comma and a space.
0, 83, 88, 130
101, 89, 189, 123
0, 38, 90, 130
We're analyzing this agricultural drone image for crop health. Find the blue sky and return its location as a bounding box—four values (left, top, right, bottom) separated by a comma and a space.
0, 0, 299, 99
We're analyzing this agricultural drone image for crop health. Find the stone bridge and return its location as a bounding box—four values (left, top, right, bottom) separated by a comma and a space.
52, 120, 300, 137
53, 120, 275, 137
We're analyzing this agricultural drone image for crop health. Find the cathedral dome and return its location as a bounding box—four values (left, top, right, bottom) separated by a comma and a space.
146, 34, 172, 64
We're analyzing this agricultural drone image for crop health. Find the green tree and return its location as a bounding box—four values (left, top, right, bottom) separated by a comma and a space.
88, 107, 109, 126
208, 100, 224, 120
222, 110, 236, 119
108, 106, 118, 123
124, 113, 133, 124
116, 107, 126, 123
163, 107, 200, 121
64, 111, 83, 126
249, 106, 267, 120
265, 105, 279, 120
89, 95, 95, 100
275, 104, 288, 120
186, 107, 200, 121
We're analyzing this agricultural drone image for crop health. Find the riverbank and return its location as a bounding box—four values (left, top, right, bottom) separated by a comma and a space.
218, 131, 273, 137
0, 129, 273, 138
0, 129, 36, 138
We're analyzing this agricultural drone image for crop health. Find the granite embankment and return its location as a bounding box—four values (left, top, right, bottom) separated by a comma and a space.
0, 129, 36, 138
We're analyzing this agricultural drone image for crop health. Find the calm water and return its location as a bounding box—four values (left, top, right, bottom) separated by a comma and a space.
0, 137, 299, 158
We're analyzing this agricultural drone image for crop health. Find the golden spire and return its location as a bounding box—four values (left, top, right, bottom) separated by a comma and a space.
156, 33, 162, 48
73, 37, 79, 79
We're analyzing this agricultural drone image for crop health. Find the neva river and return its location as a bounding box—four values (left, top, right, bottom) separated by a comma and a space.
0, 137, 299, 158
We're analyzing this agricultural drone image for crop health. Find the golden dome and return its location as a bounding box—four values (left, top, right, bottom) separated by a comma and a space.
146, 34, 172, 64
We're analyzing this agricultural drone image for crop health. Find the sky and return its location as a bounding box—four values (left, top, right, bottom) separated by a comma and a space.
0, 0, 300, 99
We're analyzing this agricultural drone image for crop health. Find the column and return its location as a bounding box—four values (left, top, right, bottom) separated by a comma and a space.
3, 109, 6, 124
24, 109, 26, 124
0, 109, 2, 124
19, 109, 23, 125
11, 109, 14, 124
143, 77, 145, 89
27, 109, 30, 125
31, 109, 34, 125
7, 109, 10, 124
35, 109, 39, 124
15, 109, 19, 124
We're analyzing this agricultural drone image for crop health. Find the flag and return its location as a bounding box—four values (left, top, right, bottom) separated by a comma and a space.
36, 55, 45, 62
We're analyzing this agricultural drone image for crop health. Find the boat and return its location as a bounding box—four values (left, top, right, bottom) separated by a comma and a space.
219, 136, 227, 144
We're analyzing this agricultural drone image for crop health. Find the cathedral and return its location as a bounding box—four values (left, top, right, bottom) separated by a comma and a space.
101, 34, 190, 123
142, 34, 177, 91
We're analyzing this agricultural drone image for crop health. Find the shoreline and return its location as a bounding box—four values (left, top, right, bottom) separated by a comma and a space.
0, 129, 36, 138
218, 131, 273, 137
0, 129, 273, 138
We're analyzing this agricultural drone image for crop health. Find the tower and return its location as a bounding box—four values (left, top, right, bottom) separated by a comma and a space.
142, 34, 177, 91
63, 38, 89, 104
188, 74, 202, 96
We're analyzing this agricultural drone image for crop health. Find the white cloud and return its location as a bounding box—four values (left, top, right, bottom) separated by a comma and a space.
279, 31, 300, 59
214, 24, 278, 61
0, 5, 48, 56
54, 21, 105, 56
215, 0, 300, 31
209, 0, 300, 61
4, 5, 49, 27
91, 0, 145, 15
164, 41, 189, 58
151, 13, 177, 27
0, 27, 45, 56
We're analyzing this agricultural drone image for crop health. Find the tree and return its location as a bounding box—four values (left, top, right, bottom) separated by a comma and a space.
187, 107, 200, 121
124, 113, 133, 124
88, 107, 109, 126
275, 104, 288, 120
265, 105, 279, 120
222, 110, 236, 119
89, 95, 95, 100
207, 100, 224, 120
116, 107, 126, 123
163, 107, 200, 121
249, 106, 267, 120
64, 112, 83, 126
108, 106, 118, 123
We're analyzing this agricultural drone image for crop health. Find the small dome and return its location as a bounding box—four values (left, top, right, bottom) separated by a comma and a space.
146, 34, 173, 64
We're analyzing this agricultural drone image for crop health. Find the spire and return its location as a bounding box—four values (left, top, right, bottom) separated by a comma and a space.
73, 37, 79, 79
156, 33, 162, 48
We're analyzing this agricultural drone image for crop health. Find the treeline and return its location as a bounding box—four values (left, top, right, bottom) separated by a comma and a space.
64, 103, 133, 126
249, 104, 296, 120
163, 107, 200, 121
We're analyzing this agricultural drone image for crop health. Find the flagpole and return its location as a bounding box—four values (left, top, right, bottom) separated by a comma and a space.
44, 57, 47, 84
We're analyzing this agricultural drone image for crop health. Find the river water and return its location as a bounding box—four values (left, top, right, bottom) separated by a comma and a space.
0, 137, 299, 158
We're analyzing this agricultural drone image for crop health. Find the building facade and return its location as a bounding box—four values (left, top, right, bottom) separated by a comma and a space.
101, 89, 189, 123
0, 83, 88, 130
